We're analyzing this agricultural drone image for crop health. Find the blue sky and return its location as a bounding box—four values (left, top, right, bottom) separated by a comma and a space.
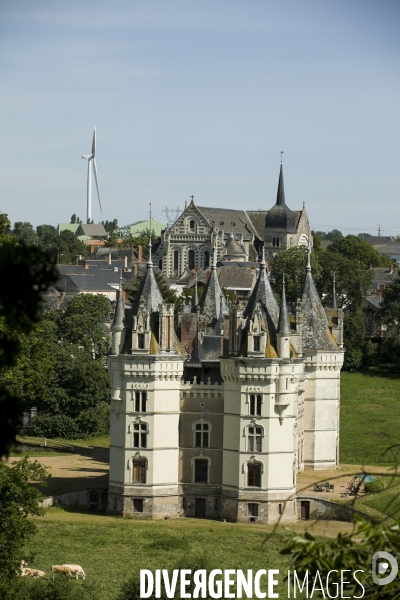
0, 0, 399, 235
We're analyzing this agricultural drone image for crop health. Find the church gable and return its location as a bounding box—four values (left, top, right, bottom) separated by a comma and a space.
168, 202, 212, 237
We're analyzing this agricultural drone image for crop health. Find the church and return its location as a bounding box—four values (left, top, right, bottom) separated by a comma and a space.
153, 165, 312, 280
107, 202, 344, 522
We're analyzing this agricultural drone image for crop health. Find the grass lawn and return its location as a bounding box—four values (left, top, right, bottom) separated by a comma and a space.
26, 509, 296, 600
340, 370, 400, 466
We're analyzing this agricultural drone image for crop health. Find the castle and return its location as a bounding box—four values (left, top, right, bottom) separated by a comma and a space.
107, 170, 344, 524
153, 165, 313, 280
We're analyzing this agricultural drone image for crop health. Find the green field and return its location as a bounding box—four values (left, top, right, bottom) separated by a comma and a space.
23, 509, 292, 600
340, 370, 400, 465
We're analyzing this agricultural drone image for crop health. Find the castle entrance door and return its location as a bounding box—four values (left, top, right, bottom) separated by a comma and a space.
195, 498, 206, 518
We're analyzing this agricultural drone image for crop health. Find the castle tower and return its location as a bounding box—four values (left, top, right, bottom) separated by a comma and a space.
108, 243, 185, 517
301, 248, 344, 470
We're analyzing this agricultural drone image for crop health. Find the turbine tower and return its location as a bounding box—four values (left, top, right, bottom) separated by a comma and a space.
82, 128, 102, 223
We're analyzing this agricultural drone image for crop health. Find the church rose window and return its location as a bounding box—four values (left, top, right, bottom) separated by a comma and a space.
132, 460, 146, 483
247, 463, 261, 487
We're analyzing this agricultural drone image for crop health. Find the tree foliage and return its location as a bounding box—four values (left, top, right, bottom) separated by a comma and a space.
58, 230, 88, 264
0, 457, 48, 596
378, 275, 400, 365
327, 234, 391, 268
12, 221, 37, 246
120, 228, 158, 260
270, 246, 321, 302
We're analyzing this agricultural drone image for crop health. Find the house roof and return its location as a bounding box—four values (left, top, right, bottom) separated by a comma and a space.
243, 251, 279, 330
77, 223, 107, 237
195, 206, 259, 237
264, 165, 298, 233
55, 263, 132, 294
224, 233, 247, 257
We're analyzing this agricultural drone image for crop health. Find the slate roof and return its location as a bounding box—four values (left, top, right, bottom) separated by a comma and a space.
300, 255, 337, 351
277, 280, 290, 335
55, 263, 132, 295
224, 233, 247, 256
243, 251, 279, 330
198, 252, 228, 332
263, 165, 298, 233
363, 296, 382, 309
112, 284, 125, 331
89, 247, 138, 261
130, 262, 163, 317
369, 267, 400, 291
196, 206, 259, 237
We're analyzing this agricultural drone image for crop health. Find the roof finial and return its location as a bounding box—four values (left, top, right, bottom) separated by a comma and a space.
119, 269, 123, 291
212, 243, 217, 270
332, 273, 337, 309
260, 245, 266, 269
306, 243, 311, 273
280, 150, 284, 163
190, 195, 195, 205
148, 201, 153, 267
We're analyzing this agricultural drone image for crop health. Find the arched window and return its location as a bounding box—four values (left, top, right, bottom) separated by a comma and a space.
188, 249, 195, 270
204, 250, 210, 269
247, 426, 262, 452
132, 459, 146, 483
173, 250, 179, 271
138, 334, 144, 349
158, 258, 162, 270
247, 463, 261, 487
272, 237, 275, 247
276, 237, 280, 247
189, 220, 195, 232
133, 423, 147, 448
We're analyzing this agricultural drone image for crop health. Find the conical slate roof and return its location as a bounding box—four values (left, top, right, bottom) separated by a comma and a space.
277, 276, 290, 335
265, 165, 297, 233
300, 249, 337, 351
244, 248, 279, 330
131, 244, 163, 317
198, 247, 228, 331
111, 275, 125, 331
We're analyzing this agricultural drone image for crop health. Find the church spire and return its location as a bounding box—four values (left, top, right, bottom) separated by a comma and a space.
112, 271, 125, 332
276, 164, 286, 206
244, 245, 279, 329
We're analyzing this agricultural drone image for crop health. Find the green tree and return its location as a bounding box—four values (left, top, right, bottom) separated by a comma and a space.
37, 224, 57, 255
57, 230, 88, 264
327, 234, 391, 268
0, 214, 15, 245
0, 457, 48, 597
12, 221, 37, 246
121, 228, 158, 260
326, 228, 344, 241
378, 275, 400, 364
270, 246, 322, 302
59, 294, 110, 358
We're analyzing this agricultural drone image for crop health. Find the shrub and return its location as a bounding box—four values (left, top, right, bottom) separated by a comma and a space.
364, 479, 384, 493
75, 402, 110, 437
32, 414, 82, 439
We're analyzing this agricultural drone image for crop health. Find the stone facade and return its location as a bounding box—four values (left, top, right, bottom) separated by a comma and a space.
153, 166, 312, 280
108, 240, 343, 524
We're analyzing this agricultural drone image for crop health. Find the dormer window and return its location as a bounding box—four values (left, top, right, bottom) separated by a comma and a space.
253, 336, 260, 352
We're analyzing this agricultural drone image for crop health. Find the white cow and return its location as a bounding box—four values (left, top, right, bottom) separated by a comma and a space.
62, 564, 86, 580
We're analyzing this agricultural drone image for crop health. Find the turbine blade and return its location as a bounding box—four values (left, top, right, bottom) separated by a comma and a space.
92, 158, 102, 214
92, 127, 96, 157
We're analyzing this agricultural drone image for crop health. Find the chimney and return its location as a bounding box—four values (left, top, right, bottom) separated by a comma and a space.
85, 261, 89, 269
75, 255, 83, 264
124, 256, 128, 269
132, 263, 138, 277
108, 253, 112, 265
137, 245, 143, 262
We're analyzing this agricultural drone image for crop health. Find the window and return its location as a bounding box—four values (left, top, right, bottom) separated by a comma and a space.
158, 258, 162, 270
135, 391, 147, 413
248, 503, 258, 517
189, 220, 195, 232
195, 459, 208, 483
272, 237, 276, 247
248, 427, 262, 452
132, 460, 146, 483
204, 251, 210, 269
188, 249, 195, 270
173, 250, 179, 271
195, 423, 209, 448
247, 463, 261, 487
138, 334, 144, 349
253, 336, 260, 352
133, 423, 147, 448
278, 503, 282, 515
249, 394, 262, 416
133, 499, 144, 512
276, 237, 280, 247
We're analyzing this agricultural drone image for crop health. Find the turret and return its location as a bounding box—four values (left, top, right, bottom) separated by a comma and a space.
111, 272, 126, 355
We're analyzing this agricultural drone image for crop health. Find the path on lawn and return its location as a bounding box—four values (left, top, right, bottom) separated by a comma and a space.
8, 445, 110, 496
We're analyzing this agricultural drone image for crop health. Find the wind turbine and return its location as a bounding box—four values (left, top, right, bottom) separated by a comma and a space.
82, 128, 102, 223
